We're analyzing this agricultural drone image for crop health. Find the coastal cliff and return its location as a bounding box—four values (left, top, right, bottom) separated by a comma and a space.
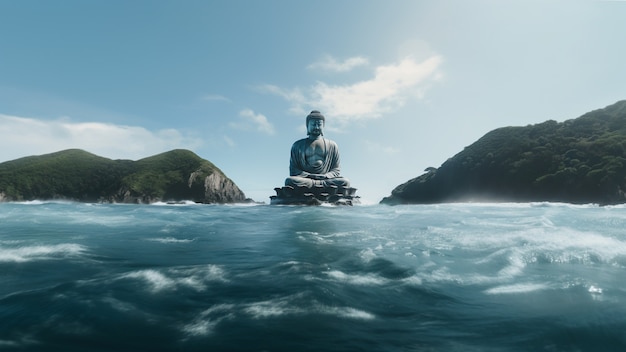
0, 149, 249, 204
381, 100, 626, 205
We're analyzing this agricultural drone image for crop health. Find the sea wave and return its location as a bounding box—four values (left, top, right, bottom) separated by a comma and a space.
180, 296, 375, 339
484, 282, 551, 295
146, 237, 197, 244
115, 265, 228, 293
244, 296, 376, 321
3, 202, 626, 351
325, 270, 389, 286
242, 295, 375, 321
182, 304, 236, 337
11, 199, 80, 205
0, 243, 87, 263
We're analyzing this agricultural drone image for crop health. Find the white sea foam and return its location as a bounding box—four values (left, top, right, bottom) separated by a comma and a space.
244, 297, 306, 318
146, 237, 196, 244
182, 304, 235, 337
152, 201, 198, 206
172, 265, 229, 286
120, 270, 176, 292
118, 265, 228, 293
402, 275, 424, 285
0, 243, 87, 262
432, 227, 624, 286
588, 285, 603, 294
359, 248, 377, 262
496, 250, 527, 278
182, 320, 218, 337
182, 319, 220, 337
418, 266, 509, 286
322, 306, 375, 320
326, 270, 388, 286
295, 231, 319, 236
243, 295, 375, 321
297, 231, 335, 244
13, 200, 76, 205
446, 222, 626, 269
275, 261, 316, 274
485, 282, 550, 295
182, 296, 374, 338
0, 240, 24, 245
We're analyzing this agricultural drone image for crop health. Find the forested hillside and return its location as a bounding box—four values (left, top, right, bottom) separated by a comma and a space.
382, 100, 626, 205
0, 149, 248, 204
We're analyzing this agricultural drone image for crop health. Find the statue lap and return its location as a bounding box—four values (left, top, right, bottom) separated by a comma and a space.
285, 176, 350, 188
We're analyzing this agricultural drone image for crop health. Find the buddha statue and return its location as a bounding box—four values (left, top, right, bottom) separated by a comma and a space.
285, 110, 350, 189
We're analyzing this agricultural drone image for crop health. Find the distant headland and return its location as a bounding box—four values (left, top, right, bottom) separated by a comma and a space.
382, 100, 626, 205
0, 149, 250, 204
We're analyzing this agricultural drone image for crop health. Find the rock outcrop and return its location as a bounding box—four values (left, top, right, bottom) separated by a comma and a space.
202, 171, 246, 203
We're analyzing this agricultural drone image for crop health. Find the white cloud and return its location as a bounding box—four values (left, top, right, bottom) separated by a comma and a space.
231, 109, 275, 135
311, 56, 442, 121
307, 55, 369, 72
0, 114, 203, 162
262, 55, 443, 125
257, 85, 307, 116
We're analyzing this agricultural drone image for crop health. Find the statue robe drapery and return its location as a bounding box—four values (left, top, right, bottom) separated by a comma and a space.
289, 137, 341, 178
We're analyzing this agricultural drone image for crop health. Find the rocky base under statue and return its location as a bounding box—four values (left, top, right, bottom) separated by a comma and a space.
270, 185, 360, 206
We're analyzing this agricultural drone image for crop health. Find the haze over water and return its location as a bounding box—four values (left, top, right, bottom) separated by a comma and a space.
1, 201, 625, 351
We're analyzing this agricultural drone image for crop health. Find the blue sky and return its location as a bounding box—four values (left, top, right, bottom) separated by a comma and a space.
1, 0, 625, 203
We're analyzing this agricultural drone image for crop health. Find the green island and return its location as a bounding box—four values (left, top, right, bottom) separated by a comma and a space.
382, 100, 626, 205
0, 149, 249, 204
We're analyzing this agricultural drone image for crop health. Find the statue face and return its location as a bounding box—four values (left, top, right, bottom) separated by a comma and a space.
307, 118, 324, 137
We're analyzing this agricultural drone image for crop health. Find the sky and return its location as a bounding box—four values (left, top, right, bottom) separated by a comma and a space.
1, 0, 625, 203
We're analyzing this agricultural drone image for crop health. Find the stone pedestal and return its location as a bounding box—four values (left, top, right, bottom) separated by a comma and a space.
270, 185, 359, 205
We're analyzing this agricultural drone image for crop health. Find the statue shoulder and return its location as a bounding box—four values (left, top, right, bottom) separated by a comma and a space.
323, 138, 340, 149
291, 138, 309, 150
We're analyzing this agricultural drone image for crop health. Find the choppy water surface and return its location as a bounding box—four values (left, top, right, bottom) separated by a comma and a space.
1, 201, 625, 351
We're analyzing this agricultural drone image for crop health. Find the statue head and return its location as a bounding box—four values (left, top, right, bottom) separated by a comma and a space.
306, 110, 325, 137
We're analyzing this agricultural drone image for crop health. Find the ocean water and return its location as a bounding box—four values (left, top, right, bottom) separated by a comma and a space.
1, 201, 625, 351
